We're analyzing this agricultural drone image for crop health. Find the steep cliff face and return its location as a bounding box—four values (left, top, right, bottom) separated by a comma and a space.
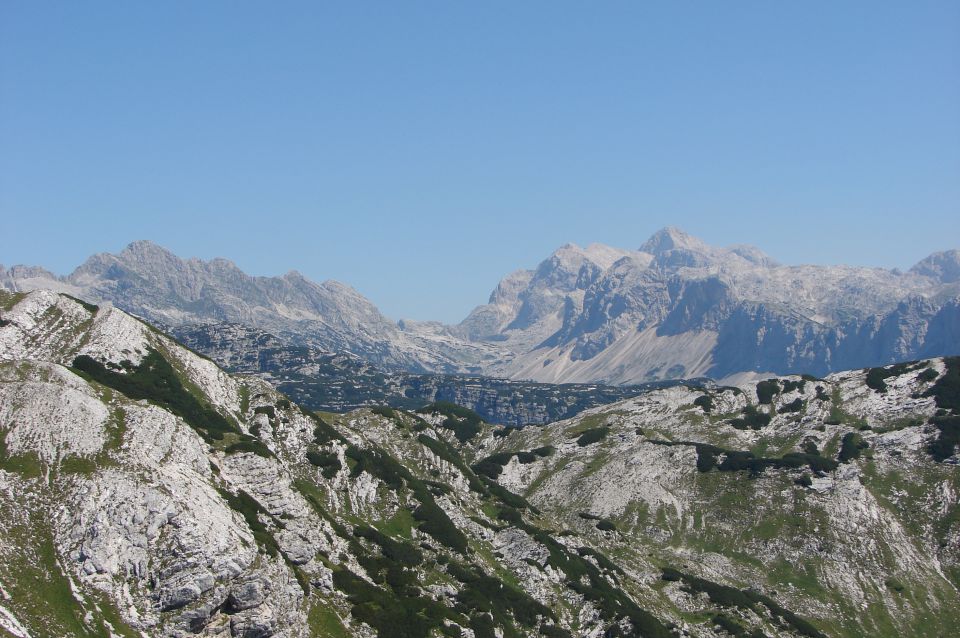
468, 228, 960, 384
1, 288, 958, 638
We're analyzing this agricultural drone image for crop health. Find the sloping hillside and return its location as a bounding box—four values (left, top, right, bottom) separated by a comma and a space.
0, 289, 957, 637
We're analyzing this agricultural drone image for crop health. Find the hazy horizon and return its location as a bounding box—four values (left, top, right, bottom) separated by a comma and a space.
2, 2, 958, 322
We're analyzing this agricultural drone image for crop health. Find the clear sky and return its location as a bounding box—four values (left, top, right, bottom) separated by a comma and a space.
2, 2, 958, 323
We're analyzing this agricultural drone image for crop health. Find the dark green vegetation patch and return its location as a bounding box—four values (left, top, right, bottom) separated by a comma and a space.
651, 440, 838, 476
922, 358, 960, 461
63, 294, 100, 314
345, 444, 469, 553
72, 350, 237, 442
781, 378, 806, 393
418, 434, 487, 493
837, 433, 868, 463
472, 446, 554, 480
728, 405, 772, 430
216, 487, 281, 558
924, 357, 960, 412
694, 394, 714, 413
662, 568, 825, 638
865, 360, 925, 393
495, 507, 670, 637
332, 567, 455, 638
778, 397, 804, 414
575, 426, 609, 447
447, 561, 555, 635
928, 414, 960, 462
417, 402, 483, 442
306, 449, 342, 478
354, 525, 423, 566
224, 437, 274, 458
755, 379, 780, 404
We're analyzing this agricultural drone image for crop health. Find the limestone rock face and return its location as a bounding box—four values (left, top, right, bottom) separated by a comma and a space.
466, 228, 960, 383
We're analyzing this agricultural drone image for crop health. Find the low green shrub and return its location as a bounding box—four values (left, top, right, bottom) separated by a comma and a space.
225, 439, 274, 458
838, 433, 868, 463
928, 414, 960, 462
354, 525, 423, 566
866, 360, 924, 393
924, 357, 960, 412
728, 405, 771, 430
662, 568, 825, 638
778, 398, 804, 414
417, 434, 486, 493
217, 487, 280, 557
72, 350, 236, 441
756, 380, 780, 404
595, 519, 616, 532
781, 379, 806, 394
576, 427, 609, 447
694, 395, 714, 413
417, 402, 483, 442
306, 449, 342, 478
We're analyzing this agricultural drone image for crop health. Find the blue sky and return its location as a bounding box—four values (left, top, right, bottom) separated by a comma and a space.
2, 2, 958, 323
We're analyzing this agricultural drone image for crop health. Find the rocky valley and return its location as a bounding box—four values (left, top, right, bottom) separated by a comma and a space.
163, 321, 672, 427
1, 288, 957, 637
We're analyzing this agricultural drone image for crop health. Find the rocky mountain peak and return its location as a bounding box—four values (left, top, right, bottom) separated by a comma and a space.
638, 226, 710, 255
910, 249, 960, 284
117, 239, 189, 269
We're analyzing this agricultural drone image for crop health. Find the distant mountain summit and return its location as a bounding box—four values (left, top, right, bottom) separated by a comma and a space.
459, 228, 960, 383
3, 229, 959, 383
0, 240, 501, 373
910, 249, 960, 284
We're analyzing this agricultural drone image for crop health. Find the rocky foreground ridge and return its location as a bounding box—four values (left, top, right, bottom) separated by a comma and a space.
0, 289, 958, 637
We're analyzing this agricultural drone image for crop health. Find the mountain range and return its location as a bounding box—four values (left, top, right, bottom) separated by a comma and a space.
3, 228, 958, 385
1, 288, 958, 637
